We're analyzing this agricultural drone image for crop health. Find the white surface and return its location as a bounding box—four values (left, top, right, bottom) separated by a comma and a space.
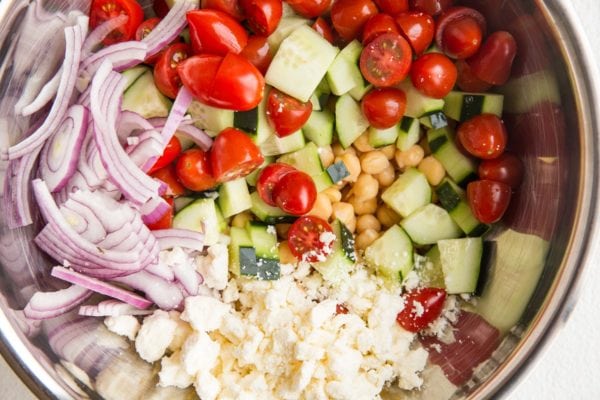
1, 1, 600, 400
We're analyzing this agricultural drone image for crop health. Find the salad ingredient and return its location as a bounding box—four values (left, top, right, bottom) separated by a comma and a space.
396, 287, 447, 332
145, 198, 175, 230
394, 11, 435, 55
438, 237, 482, 293
435, 7, 486, 59
287, 0, 332, 18
175, 148, 217, 191
172, 198, 222, 246
478, 153, 524, 188
273, 170, 317, 215
467, 180, 511, 223
23, 285, 92, 320
361, 87, 407, 129
152, 165, 186, 196
455, 59, 493, 92
79, 300, 154, 317
153, 43, 190, 99
266, 88, 313, 136
443, 90, 503, 122
240, 0, 283, 36
427, 126, 477, 186
135, 18, 161, 41
467, 31, 518, 85
400, 203, 462, 245
336, 94, 371, 148
410, 0, 454, 16
331, 0, 379, 41
457, 113, 507, 159
326, 40, 364, 96
312, 16, 335, 43
218, 178, 253, 217
374, 0, 409, 15
435, 178, 490, 236
362, 13, 400, 45
153, 0, 170, 17
201, 0, 245, 20
153, 228, 206, 251
410, 53, 457, 99
381, 167, 431, 218
239, 35, 273, 74
122, 68, 172, 118
360, 33, 413, 87
186, 9, 248, 55
210, 127, 264, 182
287, 216, 334, 262
148, 136, 182, 173
89, 0, 143, 45
256, 163, 296, 206
364, 224, 413, 280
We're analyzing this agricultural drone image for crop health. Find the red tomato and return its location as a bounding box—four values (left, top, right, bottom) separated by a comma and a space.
151, 164, 186, 196
373, 0, 408, 15
336, 304, 350, 314
273, 170, 317, 215
287, 216, 334, 262
175, 148, 218, 192
467, 31, 517, 85
148, 136, 182, 174
362, 13, 400, 44
89, 0, 143, 45
286, 0, 332, 19
360, 33, 413, 87
266, 89, 313, 137
396, 288, 447, 333
186, 9, 248, 56
409, 0, 454, 16
154, 43, 190, 99
153, 0, 170, 18
240, 0, 282, 36
436, 7, 486, 59
478, 153, 524, 189
136, 18, 163, 64
457, 114, 507, 159
210, 128, 264, 182
361, 87, 406, 129
455, 59, 492, 92
467, 180, 511, 223
256, 163, 296, 206
312, 17, 335, 44
410, 53, 457, 99
145, 198, 174, 230
394, 12, 435, 55
177, 54, 222, 105
240, 36, 273, 74
331, 0, 379, 42
201, 0, 245, 20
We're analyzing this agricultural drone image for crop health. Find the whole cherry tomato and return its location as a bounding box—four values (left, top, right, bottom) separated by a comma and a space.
186, 9, 248, 56
331, 0, 379, 42
467, 31, 517, 85
361, 87, 407, 129
360, 33, 413, 87
373, 0, 408, 15
256, 163, 296, 206
286, 0, 331, 19
478, 153, 524, 188
240, 36, 273, 74
266, 89, 313, 137
436, 7, 486, 59
145, 198, 174, 230
135, 18, 163, 64
273, 170, 317, 215
240, 0, 282, 36
148, 136, 182, 174
457, 114, 507, 159
362, 13, 400, 45
210, 128, 264, 182
455, 59, 492, 92
151, 164, 186, 196
175, 148, 217, 192
312, 17, 335, 44
410, 53, 457, 99
201, 0, 245, 20
287, 216, 335, 262
154, 43, 190, 99
89, 0, 143, 45
410, 0, 454, 16
394, 12, 435, 55
396, 288, 447, 333
467, 180, 511, 223
153, 0, 170, 18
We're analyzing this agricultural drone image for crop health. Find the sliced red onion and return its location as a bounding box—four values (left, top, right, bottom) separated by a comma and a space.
20, 67, 62, 117
153, 229, 205, 251
141, 196, 171, 225
112, 270, 184, 310
172, 263, 202, 296
145, 262, 175, 282
81, 14, 129, 57
23, 285, 92, 320
80, 40, 147, 80
79, 300, 153, 317
160, 86, 194, 144
172, 123, 213, 152
117, 110, 155, 145
126, 130, 164, 171
142, 0, 199, 58
68, 188, 135, 234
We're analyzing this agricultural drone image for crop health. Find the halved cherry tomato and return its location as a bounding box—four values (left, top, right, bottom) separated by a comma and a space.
136, 18, 163, 64
436, 7, 486, 59
394, 12, 435, 55
312, 17, 335, 44
478, 153, 524, 189
362, 13, 400, 45
154, 43, 190, 99
361, 87, 406, 129
409, 0, 454, 16
186, 9, 248, 56
256, 163, 296, 206
455, 59, 492, 92
145, 198, 174, 230
153, 0, 170, 18
176, 54, 222, 105
396, 287, 447, 333
331, 0, 379, 42
467, 180, 511, 223
148, 136, 182, 174
89, 0, 144, 45
360, 33, 413, 87
201, 0, 245, 21
467, 31, 517, 85
287, 216, 334, 262
373, 0, 408, 15
210, 128, 264, 182
410, 53, 457, 99
267, 89, 313, 137
240, 35, 273, 74
457, 114, 507, 159
273, 170, 317, 215
151, 164, 186, 196
240, 0, 282, 36
175, 148, 218, 192
286, 0, 332, 19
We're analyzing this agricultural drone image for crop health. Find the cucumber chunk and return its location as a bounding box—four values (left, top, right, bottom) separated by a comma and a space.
348, 80, 372, 101
435, 178, 490, 236
121, 69, 172, 119
229, 227, 257, 276
368, 125, 399, 148
250, 192, 295, 224
381, 168, 431, 218
302, 109, 334, 146
267, 17, 310, 52
260, 129, 306, 156
246, 156, 274, 186
173, 198, 221, 246
277, 142, 333, 191
419, 111, 448, 129
326, 161, 350, 184
396, 116, 421, 151
417, 246, 446, 289
335, 93, 370, 148
218, 178, 252, 218
121, 66, 148, 91
443, 91, 504, 122
400, 204, 462, 245
246, 222, 280, 280
314, 220, 355, 284
438, 237, 483, 294
326, 40, 363, 96
364, 225, 413, 282
397, 79, 445, 118
187, 101, 234, 137
427, 126, 478, 186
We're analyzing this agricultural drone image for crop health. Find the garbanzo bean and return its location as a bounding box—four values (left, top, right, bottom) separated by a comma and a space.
332, 202, 356, 232
231, 211, 253, 228
340, 153, 361, 182
354, 174, 379, 200
380, 144, 396, 160
278, 241, 297, 264
333, 142, 356, 157
308, 192, 333, 220
275, 223, 291, 238
355, 229, 380, 250
322, 187, 342, 203
353, 131, 374, 153
418, 156, 445, 186
318, 145, 335, 168
375, 164, 396, 188
395, 144, 424, 169
350, 196, 378, 215
356, 214, 381, 233
360, 150, 389, 175
376, 204, 401, 228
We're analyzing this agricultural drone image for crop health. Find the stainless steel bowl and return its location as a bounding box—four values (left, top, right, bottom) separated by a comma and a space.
0, 0, 598, 399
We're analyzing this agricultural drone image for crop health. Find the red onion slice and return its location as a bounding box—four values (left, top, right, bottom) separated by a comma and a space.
112, 270, 184, 310
172, 123, 213, 152
81, 14, 129, 57
142, 0, 199, 58
172, 263, 202, 296
141, 196, 171, 225
20, 66, 62, 117
117, 110, 155, 145
145, 262, 176, 282
80, 40, 147, 79
153, 229, 205, 251
160, 86, 194, 144
79, 300, 153, 317
23, 284, 92, 320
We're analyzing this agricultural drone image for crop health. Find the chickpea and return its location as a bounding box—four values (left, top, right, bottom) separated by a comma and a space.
331, 202, 356, 232
360, 150, 390, 175
339, 153, 361, 183
353, 131, 374, 153
419, 135, 432, 156
356, 214, 381, 233
231, 211, 253, 228
350, 196, 378, 215
418, 156, 446, 186
395, 144, 424, 169
322, 187, 342, 203
318, 145, 335, 168
308, 192, 333, 220
380, 144, 396, 160
275, 223, 291, 238
354, 174, 379, 200
333, 142, 356, 157
279, 241, 297, 264
375, 164, 396, 188
376, 204, 401, 228
355, 229, 380, 250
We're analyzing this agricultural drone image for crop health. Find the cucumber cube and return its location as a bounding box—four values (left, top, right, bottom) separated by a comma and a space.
438, 237, 483, 294
381, 168, 431, 218
400, 204, 462, 245
364, 225, 413, 282
218, 178, 252, 218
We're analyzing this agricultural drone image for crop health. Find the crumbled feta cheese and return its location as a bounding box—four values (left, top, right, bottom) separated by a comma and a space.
194, 371, 221, 400
104, 315, 139, 341
195, 243, 228, 290
135, 310, 177, 362
309, 299, 337, 328
167, 311, 193, 352
158, 352, 194, 388
181, 295, 230, 332
181, 331, 220, 376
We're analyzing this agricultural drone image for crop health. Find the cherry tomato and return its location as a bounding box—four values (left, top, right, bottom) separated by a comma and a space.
153, 0, 170, 18
361, 87, 406, 129
436, 7, 486, 59
467, 180, 511, 223
409, 0, 454, 16
148, 136, 182, 174
240, 36, 273, 74
151, 164, 186, 196
175, 148, 218, 192
273, 170, 317, 215
89, 0, 143, 45
287, 216, 334, 262
186, 9, 248, 56
467, 31, 517, 85
154, 43, 190, 99
336, 304, 350, 314
396, 288, 447, 333
362, 13, 400, 45
286, 0, 332, 19
455, 59, 492, 92
312, 17, 335, 44
478, 153, 524, 189
176, 54, 222, 105
331, 0, 379, 42
145, 198, 174, 230
360, 33, 413, 87
201, 0, 245, 20
373, 0, 408, 15
240, 0, 282, 36
210, 128, 264, 182
256, 163, 296, 206
136, 18, 163, 64
457, 114, 507, 159
394, 12, 435, 55
410, 53, 457, 99
266, 89, 313, 137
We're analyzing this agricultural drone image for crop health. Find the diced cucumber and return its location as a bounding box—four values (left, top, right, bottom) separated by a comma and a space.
173, 198, 221, 246
326, 161, 350, 184
427, 126, 478, 186
302, 109, 334, 146
335, 93, 370, 148
368, 125, 399, 148
217, 178, 252, 218
121, 66, 148, 91
417, 246, 445, 288
364, 225, 413, 282
326, 40, 363, 96
233, 107, 259, 135
397, 79, 445, 118
496, 69, 560, 114
277, 142, 333, 191
314, 220, 355, 284
229, 227, 256, 276
309, 93, 322, 111
266, 25, 339, 102
187, 101, 234, 137
381, 168, 431, 218
400, 204, 462, 245
443, 91, 504, 122
246, 222, 280, 280
173, 196, 195, 213
260, 129, 306, 156
349, 80, 372, 101
438, 237, 483, 294
121, 70, 172, 119
435, 178, 490, 236
233, 95, 272, 145
396, 116, 421, 151
246, 156, 274, 186
419, 111, 448, 129
250, 192, 295, 224
267, 17, 310, 52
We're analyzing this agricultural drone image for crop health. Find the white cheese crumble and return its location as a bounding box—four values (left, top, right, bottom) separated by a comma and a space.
103, 315, 139, 341
135, 310, 177, 363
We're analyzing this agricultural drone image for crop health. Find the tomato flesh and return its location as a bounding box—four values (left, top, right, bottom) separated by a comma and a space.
186, 9, 248, 56
467, 31, 517, 85
266, 89, 313, 137
374, 0, 408, 15
361, 87, 407, 129
175, 148, 218, 192
210, 128, 264, 182
154, 43, 190, 99
410, 53, 457, 99
240, 0, 283, 36
455, 59, 492, 92
362, 13, 400, 45
396, 287, 447, 333
287, 216, 335, 262
360, 33, 413, 87
467, 180, 511, 224
89, 0, 144, 45
331, 0, 379, 42
148, 136, 182, 174
410, 0, 454, 16
457, 114, 507, 159
201, 0, 245, 20
256, 163, 296, 206
240, 35, 273, 74
151, 164, 186, 196
145, 198, 174, 230
394, 12, 435, 56
287, 0, 332, 19
273, 170, 317, 215
478, 153, 524, 189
